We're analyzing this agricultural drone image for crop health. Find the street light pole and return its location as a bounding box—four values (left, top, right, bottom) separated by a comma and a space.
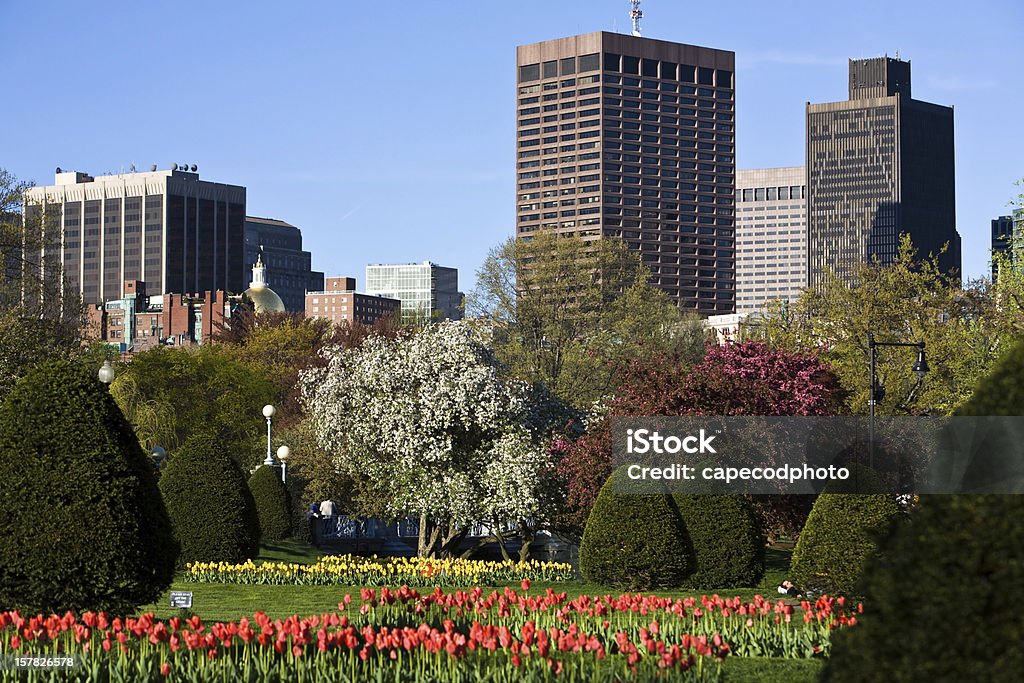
866, 334, 929, 470
262, 404, 276, 466
277, 445, 290, 484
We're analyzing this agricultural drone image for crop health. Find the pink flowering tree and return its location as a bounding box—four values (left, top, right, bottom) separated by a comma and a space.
557, 341, 846, 537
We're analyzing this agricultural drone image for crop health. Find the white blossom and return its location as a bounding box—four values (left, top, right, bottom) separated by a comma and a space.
299, 321, 562, 528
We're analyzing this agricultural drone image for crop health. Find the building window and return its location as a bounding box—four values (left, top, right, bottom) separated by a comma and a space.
519, 63, 540, 82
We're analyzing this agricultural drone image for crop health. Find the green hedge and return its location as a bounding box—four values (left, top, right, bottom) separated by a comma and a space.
579, 469, 693, 589
0, 360, 177, 614
159, 433, 260, 566
789, 489, 898, 596
674, 494, 765, 588
823, 495, 1024, 682
248, 465, 291, 542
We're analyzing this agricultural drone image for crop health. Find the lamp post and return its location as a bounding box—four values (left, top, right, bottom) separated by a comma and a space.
277, 445, 290, 484
98, 360, 115, 385
868, 333, 929, 469
262, 404, 276, 466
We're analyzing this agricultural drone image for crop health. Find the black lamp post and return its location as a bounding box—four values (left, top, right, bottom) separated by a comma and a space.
868, 333, 929, 468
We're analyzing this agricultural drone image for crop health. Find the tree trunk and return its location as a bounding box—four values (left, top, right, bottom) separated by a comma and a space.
518, 525, 537, 562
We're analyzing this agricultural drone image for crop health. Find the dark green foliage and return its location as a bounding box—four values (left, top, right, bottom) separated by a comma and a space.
823, 495, 1024, 683
789, 485, 898, 596
159, 434, 261, 566
674, 494, 765, 588
248, 465, 291, 542
956, 338, 1024, 416
579, 469, 694, 589
0, 360, 177, 614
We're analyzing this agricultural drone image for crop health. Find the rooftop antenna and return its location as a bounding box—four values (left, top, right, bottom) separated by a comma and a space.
895, 48, 900, 60
630, 0, 642, 36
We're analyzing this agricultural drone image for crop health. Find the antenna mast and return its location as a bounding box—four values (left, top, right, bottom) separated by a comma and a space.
630, 0, 643, 36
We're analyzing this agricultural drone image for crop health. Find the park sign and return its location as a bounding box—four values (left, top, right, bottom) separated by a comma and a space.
169, 591, 193, 609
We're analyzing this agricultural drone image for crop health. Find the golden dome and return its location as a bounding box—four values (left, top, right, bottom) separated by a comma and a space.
245, 253, 287, 313
244, 285, 286, 313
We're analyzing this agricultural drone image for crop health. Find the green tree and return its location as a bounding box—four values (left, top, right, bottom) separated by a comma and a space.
578, 469, 694, 590
470, 233, 701, 408
823, 495, 1024, 683
248, 465, 292, 542
0, 169, 84, 400
0, 360, 177, 614
751, 235, 1008, 416
159, 433, 261, 565
110, 346, 276, 463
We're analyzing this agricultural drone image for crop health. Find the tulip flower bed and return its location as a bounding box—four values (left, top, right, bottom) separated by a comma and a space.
0, 585, 860, 682
183, 555, 575, 587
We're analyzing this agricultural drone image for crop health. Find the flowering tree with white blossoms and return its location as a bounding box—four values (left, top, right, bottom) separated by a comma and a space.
299, 321, 571, 558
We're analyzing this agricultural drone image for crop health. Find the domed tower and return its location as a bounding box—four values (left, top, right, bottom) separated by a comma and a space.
243, 253, 286, 314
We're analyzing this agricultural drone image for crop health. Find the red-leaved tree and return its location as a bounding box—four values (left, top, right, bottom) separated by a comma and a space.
555, 341, 847, 537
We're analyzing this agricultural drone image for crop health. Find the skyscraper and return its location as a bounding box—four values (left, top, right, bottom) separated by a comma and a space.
516, 32, 736, 314
735, 167, 807, 315
24, 167, 245, 305
806, 57, 960, 286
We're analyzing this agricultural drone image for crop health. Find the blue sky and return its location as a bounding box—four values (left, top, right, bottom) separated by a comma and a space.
3, 0, 1021, 287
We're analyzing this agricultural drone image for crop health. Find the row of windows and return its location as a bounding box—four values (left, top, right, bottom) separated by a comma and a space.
519, 53, 600, 82
604, 54, 732, 88
737, 186, 806, 202
603, 79, 730, 102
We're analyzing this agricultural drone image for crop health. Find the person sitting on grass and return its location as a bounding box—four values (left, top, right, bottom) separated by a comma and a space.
777, 580, 801, 597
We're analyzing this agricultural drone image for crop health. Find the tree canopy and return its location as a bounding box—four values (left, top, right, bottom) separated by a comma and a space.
300, 321, 572, 557
470, 233, 705, 408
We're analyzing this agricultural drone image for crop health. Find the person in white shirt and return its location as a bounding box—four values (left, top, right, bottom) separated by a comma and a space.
319, 499, 336, 517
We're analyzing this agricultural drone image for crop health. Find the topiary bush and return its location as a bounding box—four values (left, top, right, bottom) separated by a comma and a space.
674, 494, 765, 588
579, 469, 694, 589
159, 433, 260, 566
0, 360, 177, 615
789, 474, 898, 596
248, 465, 291, 542
822, 495, 1024, 683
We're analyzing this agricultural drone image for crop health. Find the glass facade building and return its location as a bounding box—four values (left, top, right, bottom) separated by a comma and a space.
25, 168, 246, 305
516, 32, 736, 314
364, 261, 462, 323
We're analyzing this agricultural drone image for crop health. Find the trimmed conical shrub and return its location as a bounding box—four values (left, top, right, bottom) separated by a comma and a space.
248, 465, 291, 542
159, 433, 261, 566
823, 495, 1024, 683
674, 494, 765, 588
579, 469, 694, 589
789, 475, 898, 596
0, 360, 177, 614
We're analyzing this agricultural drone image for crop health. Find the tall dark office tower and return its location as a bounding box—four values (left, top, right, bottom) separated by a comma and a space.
806, 57, 961, 286
244, 217, 324, 312
25, 167, 246, 305
516, 32, 736, 314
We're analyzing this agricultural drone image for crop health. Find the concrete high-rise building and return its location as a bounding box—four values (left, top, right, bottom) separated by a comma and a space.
24, 167, 245, 305
244, 216, 324, 313
735, 167, 807, 315
365, 261, 462, 322
806, 57, 960, 286
305, 277, 400, 326
516, 32, 736, 314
